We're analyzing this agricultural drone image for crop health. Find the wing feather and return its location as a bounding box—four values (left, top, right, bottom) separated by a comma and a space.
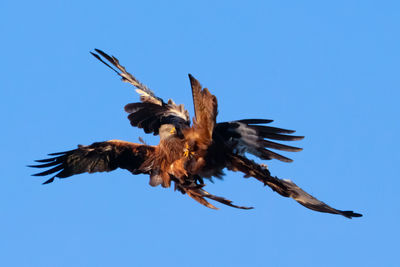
183, 75, 219, 175
188, 74, 218, 140
29, 140, 155, 184
125, 102, 189, 135
227, 154, 362, 219
91, 49, 163, 105
215, 120, 304, 163
91, 49, 190, 135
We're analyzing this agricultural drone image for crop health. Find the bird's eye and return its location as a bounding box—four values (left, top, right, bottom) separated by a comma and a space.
170, 127, 176, 134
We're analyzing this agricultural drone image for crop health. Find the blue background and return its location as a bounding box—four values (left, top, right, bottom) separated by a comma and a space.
1, 1, 399, 266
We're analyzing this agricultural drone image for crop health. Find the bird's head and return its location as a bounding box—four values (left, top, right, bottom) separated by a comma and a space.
159, 124, 178, 140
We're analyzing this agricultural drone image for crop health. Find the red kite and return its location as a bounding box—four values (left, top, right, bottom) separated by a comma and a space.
30, 49, 362, 218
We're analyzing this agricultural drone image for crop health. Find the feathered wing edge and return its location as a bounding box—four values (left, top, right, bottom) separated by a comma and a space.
215, 119, 304, 163
29, 141, 251, 210
188, 74, 218, 141
227, 154, 362, 219
91, 49, 190, 135
124, 101, 190, 135
29, 140, 155, 184
91, 49, 163, 105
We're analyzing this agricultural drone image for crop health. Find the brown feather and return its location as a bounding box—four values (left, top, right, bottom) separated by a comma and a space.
188, 74, 218, 141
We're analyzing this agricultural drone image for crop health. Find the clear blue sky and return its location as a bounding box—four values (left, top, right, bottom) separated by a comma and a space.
1, 1, 399, 266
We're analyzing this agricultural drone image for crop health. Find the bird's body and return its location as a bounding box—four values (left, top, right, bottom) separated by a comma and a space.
30, 49, 362, 218
143, 124, 188, 187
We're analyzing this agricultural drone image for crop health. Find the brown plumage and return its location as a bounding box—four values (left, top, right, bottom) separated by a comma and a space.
30, 49, 362, 219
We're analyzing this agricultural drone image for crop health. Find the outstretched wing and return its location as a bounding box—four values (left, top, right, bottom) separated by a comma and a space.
29, 140, 155, 184
227, 154, 362, 219
183, 75, 219, 174
124, 101, 189, 135
91, 49, 162, 105
215, 119, 304, 163
188, 74, 218, 141
91, 49, 190, 135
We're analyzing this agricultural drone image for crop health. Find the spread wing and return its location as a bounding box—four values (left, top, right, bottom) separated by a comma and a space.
188, 74, 218, 141
91, 49, 190, 135
29, 140, 155, 184
215, 119, 304, 163
183, 75, 219, 174
124, 101, 189, 135
91, 49, 162, 105
227, 154, 362, 219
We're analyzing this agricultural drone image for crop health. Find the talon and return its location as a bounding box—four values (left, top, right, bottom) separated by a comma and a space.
183, 143, 192, 158
183, 149, 189, 157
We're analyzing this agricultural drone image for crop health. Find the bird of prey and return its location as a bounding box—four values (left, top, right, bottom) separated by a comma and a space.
29, 49, 362, 219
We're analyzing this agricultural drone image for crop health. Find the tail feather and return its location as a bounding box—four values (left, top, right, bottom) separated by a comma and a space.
173, 176, 253, 210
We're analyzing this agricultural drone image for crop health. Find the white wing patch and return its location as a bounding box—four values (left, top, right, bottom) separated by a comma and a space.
166, 99, 190, 121
231, 122, 260, 156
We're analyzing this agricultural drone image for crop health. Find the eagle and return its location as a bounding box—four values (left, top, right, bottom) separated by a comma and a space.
29, 49, 362, 219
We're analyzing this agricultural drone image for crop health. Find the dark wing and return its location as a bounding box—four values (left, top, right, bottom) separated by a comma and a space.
91, 49, 190, 135
215, 119, 304, 163
124, 101, 189, 135
29, 140, 155, 184
227, 154, 362, 219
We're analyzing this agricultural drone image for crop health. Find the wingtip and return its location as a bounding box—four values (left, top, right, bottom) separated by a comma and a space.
90, 48, 104, 57
188, 74, 202, 90
27, 164, 42, 168
344, 211, 363, 219
94, 48, 105, 54
238, 119, 274, 124
188, 73, 199, 83
42, 177, 55, 185
90, 51, 100, 60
